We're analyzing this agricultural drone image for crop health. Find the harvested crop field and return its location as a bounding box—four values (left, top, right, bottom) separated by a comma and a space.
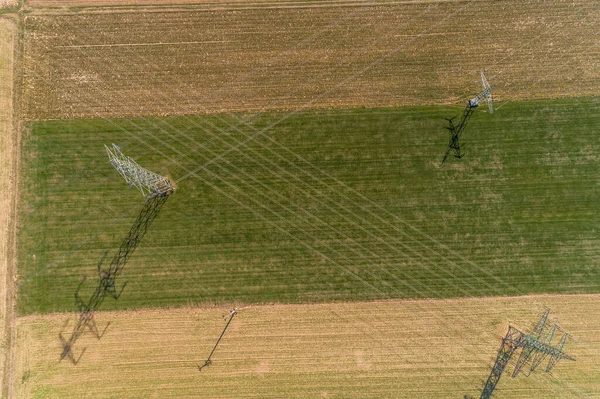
8, 0, 600, 398
13, 295, 600, 398
22, 0, 600, 120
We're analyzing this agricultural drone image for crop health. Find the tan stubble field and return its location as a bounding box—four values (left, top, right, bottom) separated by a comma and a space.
21, 0, 600, 120
0, 15, 18, 399
14, 295, 600, 398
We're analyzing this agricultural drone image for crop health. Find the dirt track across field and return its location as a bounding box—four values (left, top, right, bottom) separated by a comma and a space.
0, 16, 18, 399
28, 0, 467, 8
22, 0, 600, 120
28, 0, 384, 6
13, 295, 600, 398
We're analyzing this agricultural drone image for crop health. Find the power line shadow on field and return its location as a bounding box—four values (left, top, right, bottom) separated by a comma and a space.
198, 308, 239, 372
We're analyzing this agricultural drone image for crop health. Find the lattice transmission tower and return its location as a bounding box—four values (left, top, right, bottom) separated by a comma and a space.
442, 72, 494, 164
101, 143, 174, 287
106, 143, 174, 198
477, 309, 574, 399
60, 144, 175, 364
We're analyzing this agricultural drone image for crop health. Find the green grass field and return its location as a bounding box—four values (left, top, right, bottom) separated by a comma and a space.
17, 98, 600, 315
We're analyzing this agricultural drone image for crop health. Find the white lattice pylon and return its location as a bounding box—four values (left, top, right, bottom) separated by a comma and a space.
105, 143, 174, 198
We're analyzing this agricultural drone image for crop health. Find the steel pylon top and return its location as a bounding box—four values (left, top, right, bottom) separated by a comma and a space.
468, 71, 494, 113
105, 143, 174, 198
478, 309, 574, 399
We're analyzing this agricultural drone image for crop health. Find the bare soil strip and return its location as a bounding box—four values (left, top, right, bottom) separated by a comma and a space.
21, 0, 600, 120
0, 16, 18, 399
13, 295, 600, 398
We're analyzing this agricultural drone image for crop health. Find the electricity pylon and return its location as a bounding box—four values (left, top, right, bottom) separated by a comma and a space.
478, 310, 574, 399
442, 72, 494, 164
469, 72, 494, 114
60, 145, 174, 364
105, 143, 174, 198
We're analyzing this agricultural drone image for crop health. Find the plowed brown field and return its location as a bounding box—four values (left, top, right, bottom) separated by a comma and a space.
22, 0, 600, 120
14, 295, 600, 398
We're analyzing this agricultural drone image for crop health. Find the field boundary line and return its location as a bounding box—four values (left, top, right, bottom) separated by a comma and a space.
26, 0, 467, 15
57, 41, 235, 48
0, 14, 20, 399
